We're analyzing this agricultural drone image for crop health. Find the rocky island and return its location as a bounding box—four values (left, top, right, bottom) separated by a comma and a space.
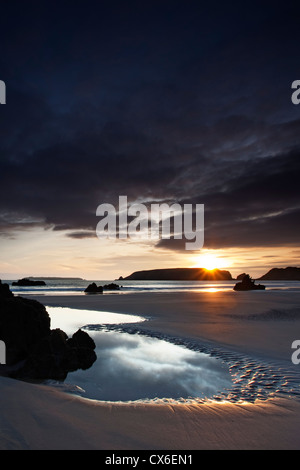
84, 282, 121, 293
122, 267, 232, 281
233, 274, 265, 291
12, 278, 46, 286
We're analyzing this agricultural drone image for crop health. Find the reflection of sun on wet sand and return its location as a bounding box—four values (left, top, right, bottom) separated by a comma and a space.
1, 289, 300, 449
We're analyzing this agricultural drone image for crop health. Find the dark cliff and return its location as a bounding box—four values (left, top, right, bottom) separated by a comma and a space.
258, 267, 300, 280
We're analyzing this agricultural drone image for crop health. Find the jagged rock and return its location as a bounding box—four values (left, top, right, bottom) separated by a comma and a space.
233, 274, 265, 291
0, 293, 51, 365
0, 280, 14, 298
103, 283, 120, 290
66, 329, 97, 371
84, 282, 121, 293
17, 328, 96, 380
0, 280, 97, 380
84, 282, 103, 294
17, 328, 69, 380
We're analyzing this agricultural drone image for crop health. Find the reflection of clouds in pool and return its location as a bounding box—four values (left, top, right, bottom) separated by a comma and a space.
46, 306, 232, 402
67, 330, 232, 402
46, 307, 300, 403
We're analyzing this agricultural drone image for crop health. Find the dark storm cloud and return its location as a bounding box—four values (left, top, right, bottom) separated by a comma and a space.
157, 149, 300, 250
0, 1, 300, 250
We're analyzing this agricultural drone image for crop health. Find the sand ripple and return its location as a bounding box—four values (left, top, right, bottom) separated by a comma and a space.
83, 322, 300, 404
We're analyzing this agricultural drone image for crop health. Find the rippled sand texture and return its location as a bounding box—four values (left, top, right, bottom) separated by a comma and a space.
82, 322, 300, 404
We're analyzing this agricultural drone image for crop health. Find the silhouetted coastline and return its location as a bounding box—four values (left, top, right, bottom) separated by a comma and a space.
122, 268, 232, 281
258, 267, 300, 281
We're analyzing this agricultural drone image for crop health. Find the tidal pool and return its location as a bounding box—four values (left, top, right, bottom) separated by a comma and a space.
46, 306, 232, 403
47, 306, 145, 334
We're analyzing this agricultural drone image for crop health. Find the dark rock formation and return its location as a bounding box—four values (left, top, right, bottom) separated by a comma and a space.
0, 280, 96, 380
258, 267, 300, 281
17, 328, 96, 380
84, 282, 103, 294
0, 280, 14, 298
236, 273, 247, 280
0, 290, 51, 366
123, 268, 232, 281
66, 329, 97, 371
12, 278, 46, 286
103, 283, 120, 290
84, 282, 121, 293
233, 274, 265, 291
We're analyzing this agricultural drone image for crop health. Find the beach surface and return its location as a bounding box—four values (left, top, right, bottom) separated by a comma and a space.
1, 289, 300, 449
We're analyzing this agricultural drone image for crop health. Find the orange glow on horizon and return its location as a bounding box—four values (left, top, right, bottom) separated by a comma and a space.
192, 253, 228, 271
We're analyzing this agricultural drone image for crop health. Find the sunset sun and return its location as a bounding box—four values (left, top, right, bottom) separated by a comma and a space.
193, 253, 226, 271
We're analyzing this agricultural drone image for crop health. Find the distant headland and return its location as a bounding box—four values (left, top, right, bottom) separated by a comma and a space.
12, 278, 46, 286
257, 267, 300, 281
119, 266, 300, 282
120, 268, 233, 281
26, 277, 84, 280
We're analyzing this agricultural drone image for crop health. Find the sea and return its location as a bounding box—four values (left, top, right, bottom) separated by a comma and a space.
4, 277, 300, 296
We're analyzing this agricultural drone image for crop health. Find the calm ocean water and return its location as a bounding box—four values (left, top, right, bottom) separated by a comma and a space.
5, 277, 300, 295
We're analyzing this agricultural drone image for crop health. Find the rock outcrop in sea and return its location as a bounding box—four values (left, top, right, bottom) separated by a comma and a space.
12, 278, 46, 286
84, 282, 103, 294
103, 283, 120, 290
84, 282, 120, 293
0, 280, 96, 380
233, 274, 265, 291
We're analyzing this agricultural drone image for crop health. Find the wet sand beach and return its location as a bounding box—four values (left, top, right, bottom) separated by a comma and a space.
1, 289, 300, 449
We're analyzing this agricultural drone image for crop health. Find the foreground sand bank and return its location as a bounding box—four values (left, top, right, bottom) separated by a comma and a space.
1, 289, 300, 449
1, 375, 300, 450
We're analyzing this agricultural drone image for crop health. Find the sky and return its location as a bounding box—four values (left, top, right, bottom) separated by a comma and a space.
0, 0, 300, 280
